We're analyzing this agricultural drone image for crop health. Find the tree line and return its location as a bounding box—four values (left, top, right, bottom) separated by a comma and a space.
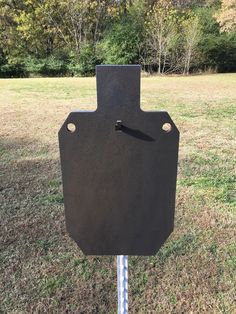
0, 0, 235, 77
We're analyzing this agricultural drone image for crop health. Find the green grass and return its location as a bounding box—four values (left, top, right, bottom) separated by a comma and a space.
0, 73, 235, 313
179, 152, 235, 206
40, 275, 67, 296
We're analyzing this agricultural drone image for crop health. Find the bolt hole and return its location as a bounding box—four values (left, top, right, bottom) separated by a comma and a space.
67, 123, 76, 133
162, 123, 172, 133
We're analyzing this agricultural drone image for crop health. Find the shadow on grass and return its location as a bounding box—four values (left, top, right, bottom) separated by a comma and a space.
0, 136, 117, 313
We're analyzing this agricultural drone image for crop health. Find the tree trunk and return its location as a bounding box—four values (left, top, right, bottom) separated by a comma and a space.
162, 52, 167, 74
158, 55, 161, 74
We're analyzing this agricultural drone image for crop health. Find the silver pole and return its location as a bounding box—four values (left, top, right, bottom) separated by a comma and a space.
117, 255, 128, 314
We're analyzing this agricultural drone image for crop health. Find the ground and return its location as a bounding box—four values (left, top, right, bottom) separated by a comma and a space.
0, 74, 235, 313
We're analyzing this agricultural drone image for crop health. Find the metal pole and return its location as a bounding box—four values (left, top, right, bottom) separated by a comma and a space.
117, 255, 128, 314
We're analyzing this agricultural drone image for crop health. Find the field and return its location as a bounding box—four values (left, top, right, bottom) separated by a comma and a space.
0, 74, 235, 313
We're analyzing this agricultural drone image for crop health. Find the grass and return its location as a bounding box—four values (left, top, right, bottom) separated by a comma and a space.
0, 73, 235, 313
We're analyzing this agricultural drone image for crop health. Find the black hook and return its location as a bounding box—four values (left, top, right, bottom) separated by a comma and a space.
115, 120, 123, 131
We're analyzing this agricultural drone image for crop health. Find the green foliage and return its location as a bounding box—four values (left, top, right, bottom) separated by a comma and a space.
196, 7, 236, 72
99, 13, 144, 64
145, 1, 181, 73
71, 43, 97, 76
204, 32, 236, 72
0, 62, 27, 78
24, 56, 69, 76
0, 0, 235, 76
0, 49, 6, 67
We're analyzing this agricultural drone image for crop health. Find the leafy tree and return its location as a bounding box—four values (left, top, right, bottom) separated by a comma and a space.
145, 0, 180, 73
196, 6, 236, 72
181, 15, 201, 74
0, 0, 235, 76
215, 0, 236, 32
76, 43, 97, 76
99, 0, 145, 64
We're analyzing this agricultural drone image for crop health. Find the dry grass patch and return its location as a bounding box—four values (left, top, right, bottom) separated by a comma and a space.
0, 74, 235, 313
